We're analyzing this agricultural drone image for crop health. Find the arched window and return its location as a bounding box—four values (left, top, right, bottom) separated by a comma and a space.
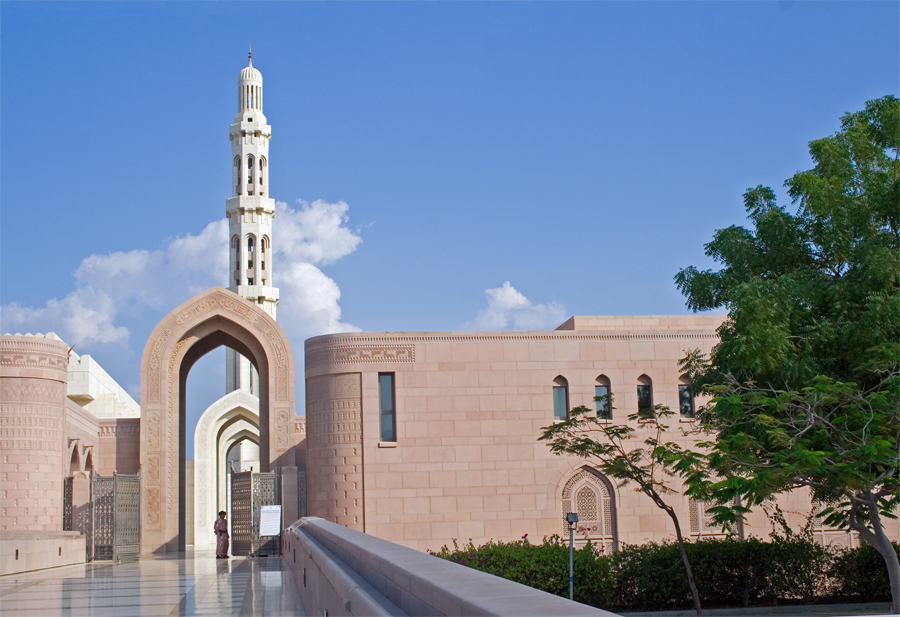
261, 236, 269, 281
561, 467, 617, 553
552, 376, 569, 420
637, 374, 653, 411
234, 157, 242, 195
83, 448, 93, 473
595, 375, 612, 419
231, 236, 240, 286
246, 236, 256, 285
247, 156, 254, 185
259, 156, 266, 186
678, 375, 695, 417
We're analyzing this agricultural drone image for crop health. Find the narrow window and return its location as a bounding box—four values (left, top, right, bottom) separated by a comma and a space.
637, 375, 653, 411
259, 158, 265, 185
247, 236, 255, 269
379, 373, 396, 442
232, 236, 240, 286
247, 156, 254, 184
679, 377, 695, 417
595, 375, 612, 420
553, 376, 569, 420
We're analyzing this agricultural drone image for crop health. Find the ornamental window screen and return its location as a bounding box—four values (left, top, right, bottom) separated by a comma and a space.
811, 501, 859, 549
688, 499, 721, 537
561, 468, 617, 554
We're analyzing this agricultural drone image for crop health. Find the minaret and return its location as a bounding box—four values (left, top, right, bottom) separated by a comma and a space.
226, 49, 280, 394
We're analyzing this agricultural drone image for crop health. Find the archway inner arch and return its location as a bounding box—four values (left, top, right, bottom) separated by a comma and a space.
141, 287, 295, 555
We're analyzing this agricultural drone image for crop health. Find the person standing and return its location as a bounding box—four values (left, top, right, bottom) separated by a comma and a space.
214, 511, 230, 558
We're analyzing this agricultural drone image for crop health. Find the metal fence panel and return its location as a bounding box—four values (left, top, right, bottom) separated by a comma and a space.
92, 475, 116, 561
231, 471, 253, 556
253, 471, 279, 556
114, 473, 141, 562
298, 471, 306, 518
63, 477, 73, 532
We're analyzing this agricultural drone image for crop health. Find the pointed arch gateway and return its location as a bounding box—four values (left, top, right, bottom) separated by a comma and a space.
140, 286, 295, 554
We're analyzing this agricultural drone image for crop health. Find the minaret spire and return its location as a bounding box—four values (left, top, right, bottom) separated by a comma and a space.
248, 43, 252, 67
226, 53, 279, 394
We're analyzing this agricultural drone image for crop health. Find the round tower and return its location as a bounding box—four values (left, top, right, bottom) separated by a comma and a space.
226, 50, 280, 394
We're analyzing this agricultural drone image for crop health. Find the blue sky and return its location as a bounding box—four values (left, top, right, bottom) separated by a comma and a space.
1, 2, 896, 455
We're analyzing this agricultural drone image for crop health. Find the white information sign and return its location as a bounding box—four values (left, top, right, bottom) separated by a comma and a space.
259, 505, 282, 537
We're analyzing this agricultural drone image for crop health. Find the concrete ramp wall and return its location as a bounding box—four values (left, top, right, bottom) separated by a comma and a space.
284, 517, 618, 617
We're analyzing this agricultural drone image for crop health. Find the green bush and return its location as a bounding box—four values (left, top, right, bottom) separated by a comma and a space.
428, 535, 616, 606
829, 542, 899, 602
766, 533, 833, 603
428, 534, 890, 611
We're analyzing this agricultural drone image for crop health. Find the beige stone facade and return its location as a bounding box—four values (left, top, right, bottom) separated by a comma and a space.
303, 315, 899, 552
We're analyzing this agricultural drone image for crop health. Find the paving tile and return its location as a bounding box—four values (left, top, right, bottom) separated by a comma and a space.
0, 551, 305, 616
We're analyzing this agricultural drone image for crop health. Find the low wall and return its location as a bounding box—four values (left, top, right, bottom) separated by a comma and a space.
0, 530, 86, 576
284, 517, 617, 616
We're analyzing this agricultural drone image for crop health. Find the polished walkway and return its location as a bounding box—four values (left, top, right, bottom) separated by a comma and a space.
0, 550, 305, 616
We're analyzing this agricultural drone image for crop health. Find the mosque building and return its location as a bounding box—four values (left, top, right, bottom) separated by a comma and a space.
1, 53, 887, 573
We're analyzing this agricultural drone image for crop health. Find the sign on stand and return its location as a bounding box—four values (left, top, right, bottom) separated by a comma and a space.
259, 505, 282, 537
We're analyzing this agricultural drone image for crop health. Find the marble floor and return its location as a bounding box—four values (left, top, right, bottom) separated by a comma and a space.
0, 549, 306, 616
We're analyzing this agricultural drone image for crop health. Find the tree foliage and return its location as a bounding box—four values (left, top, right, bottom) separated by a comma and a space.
675, 95, 900, 612
539, 403, 709, 615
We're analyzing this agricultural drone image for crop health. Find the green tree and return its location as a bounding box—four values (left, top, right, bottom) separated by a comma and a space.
539, 402, 710, 616
675, 95, 900, 612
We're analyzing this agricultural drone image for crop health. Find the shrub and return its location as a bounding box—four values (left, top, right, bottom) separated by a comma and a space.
830, 542, 900, 603
428, 535, 616, 607
428, 534, 889, 611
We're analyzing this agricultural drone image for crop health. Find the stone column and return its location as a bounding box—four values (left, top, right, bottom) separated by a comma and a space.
0, 334, 70, 530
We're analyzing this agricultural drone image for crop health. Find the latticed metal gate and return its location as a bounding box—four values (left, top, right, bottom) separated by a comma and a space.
63, 477, 73, 532
298, 471, 307, 518
91, 472, 141, 562
230, 470, 279, 556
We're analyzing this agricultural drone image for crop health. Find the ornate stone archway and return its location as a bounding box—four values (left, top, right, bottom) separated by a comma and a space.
140, 287, 295, 554
193, 389, 259, 548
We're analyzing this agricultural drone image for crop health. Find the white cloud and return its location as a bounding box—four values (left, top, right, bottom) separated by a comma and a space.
0, 200, 362, 352
462, 281, 566, 331
275, 199, 361, 266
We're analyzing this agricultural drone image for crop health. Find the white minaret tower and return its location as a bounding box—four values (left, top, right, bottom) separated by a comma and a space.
226, 49, 279, 394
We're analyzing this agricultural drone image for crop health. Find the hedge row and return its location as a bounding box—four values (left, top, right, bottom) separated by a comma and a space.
429, 535, 898, 611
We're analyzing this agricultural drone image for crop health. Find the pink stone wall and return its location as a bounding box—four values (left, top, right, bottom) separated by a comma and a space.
0, 335, 70, 531
305, 317, 900, 552
304, 319, 732, 551
97, 419, 140, 475
65, 400, 99, 475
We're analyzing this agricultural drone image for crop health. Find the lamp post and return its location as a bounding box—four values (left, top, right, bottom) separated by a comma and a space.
566, 512, 579, 601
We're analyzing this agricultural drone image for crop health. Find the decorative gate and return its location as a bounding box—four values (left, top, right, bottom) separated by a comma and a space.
230, 470, 279, 556
63, 477, 73, 532
91, 472, 141, 562
298, 471, 307, 518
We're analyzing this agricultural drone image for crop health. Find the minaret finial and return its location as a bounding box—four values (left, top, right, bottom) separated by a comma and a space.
248, 43, 252, 67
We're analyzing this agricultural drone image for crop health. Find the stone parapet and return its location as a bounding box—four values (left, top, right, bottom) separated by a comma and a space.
0, 529, 85, 575
284, 517, 616, 616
